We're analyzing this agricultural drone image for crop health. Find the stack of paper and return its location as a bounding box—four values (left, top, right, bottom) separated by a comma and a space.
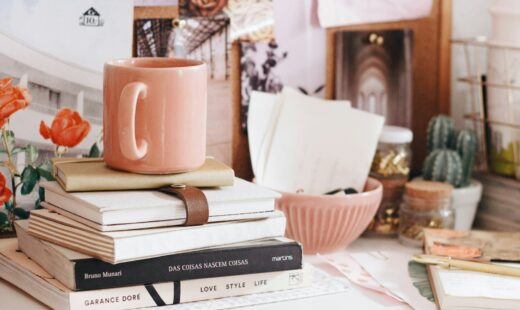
248, 87, 384, 194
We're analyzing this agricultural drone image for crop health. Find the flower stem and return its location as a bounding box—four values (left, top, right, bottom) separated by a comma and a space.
1, 128, 14, 171
1, 128, 16, 231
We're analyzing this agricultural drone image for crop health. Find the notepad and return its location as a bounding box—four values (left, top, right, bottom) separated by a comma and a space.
424, 229, 520, 309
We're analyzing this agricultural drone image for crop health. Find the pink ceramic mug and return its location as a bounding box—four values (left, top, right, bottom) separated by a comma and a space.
103, 58, 207, 174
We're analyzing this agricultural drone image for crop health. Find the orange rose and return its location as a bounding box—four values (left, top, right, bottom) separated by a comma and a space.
39, 108, 91, 147
0, 173, 12, 205
0, 77, 31, 127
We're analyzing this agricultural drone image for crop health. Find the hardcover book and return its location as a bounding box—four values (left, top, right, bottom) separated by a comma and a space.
0, 238, 311, 310
51, 157, 235, 192
40, 177, 280, 230
28, 209, 286, 264
16, 220, 302, 291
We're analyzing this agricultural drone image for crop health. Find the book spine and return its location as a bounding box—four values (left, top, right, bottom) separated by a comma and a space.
69, 268, 311, 310
75, 243, 302, 290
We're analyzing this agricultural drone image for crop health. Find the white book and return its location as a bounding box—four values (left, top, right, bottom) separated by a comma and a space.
40, 178, 280, 229
28, 209, 286, 264
0, 238, 311, 310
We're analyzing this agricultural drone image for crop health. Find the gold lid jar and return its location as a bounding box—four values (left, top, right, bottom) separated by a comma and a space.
366, 126, 412, 237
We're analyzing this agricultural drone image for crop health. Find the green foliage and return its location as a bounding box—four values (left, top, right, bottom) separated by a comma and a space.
423, 149, 463, 187
37, 161, 54, 181
427, 115, 454, 153
84, 142, 102, 158
455, 129, 478, 187
35, 187, 45, 210
0, 212, 7, 224
25, 144, 38, 164
21, 165, 38, 194
20, 159, 54, 196
4, 200, 13, 211
13, 207, 29, 219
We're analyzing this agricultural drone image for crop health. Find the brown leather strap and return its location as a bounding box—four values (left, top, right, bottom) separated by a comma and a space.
158, 185, 209, 226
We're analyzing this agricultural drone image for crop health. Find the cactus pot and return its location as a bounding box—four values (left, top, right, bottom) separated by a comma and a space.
451, 179, 482, 230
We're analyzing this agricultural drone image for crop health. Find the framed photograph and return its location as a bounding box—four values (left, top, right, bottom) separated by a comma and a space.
335, 29, 413, 128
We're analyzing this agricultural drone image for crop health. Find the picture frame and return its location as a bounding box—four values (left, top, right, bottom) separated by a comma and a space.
231, 0, 452, 179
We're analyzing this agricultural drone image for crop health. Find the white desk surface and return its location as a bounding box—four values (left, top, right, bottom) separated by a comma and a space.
0, 237, 420, 310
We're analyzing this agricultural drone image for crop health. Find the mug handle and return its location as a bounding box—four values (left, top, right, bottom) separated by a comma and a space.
119, 82, 148, 160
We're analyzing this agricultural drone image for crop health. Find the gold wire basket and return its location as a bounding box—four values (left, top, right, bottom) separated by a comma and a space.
452, 37, 520, 180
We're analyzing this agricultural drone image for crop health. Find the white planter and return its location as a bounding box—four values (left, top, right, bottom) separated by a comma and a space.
451, 180, 483, 230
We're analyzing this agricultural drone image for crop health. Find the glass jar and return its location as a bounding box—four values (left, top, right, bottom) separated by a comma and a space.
398, 181, 455, 247
370, 126, 413, 179
366, 126, 413, 237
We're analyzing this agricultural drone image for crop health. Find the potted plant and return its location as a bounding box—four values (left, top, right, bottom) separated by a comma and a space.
421, 115, 482, 230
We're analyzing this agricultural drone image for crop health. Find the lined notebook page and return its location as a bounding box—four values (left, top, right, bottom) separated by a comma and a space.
438, 265, 520, 300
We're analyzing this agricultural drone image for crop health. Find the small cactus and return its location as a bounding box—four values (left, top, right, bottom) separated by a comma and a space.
427, 115, 454, 153
422, 149, 463, 188
455, 129, 478, 187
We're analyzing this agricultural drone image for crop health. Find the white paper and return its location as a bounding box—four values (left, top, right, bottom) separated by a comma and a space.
437, 267, 520, 300
317, 0, 433, 28
351, 251, 435, 310
260, 87, 382, 194
248, 91, 280, 179
248, 90, 351, 183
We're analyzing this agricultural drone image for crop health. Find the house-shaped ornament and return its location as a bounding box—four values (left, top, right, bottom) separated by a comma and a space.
79, 7, 104, 27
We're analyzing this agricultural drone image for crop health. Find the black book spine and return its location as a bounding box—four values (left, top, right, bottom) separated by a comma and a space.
74, 242, 302, 290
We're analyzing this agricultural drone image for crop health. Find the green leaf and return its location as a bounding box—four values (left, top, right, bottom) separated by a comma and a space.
11, 146, 24, 155
21, 165, 39, 195
37, 162, 54, 181
38, 186, 45, 201
0, 212, 7, 224
87, 143, 101, 158
34, 198, 41, 210
4, 200, 13, 211
13, 207, 29, 219
25, 144, 39, 164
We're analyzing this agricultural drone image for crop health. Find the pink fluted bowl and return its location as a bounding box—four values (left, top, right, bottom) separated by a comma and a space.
275, 178, 383, 254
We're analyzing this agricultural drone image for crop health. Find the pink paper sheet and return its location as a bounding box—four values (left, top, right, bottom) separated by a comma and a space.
318, 254, 405, 303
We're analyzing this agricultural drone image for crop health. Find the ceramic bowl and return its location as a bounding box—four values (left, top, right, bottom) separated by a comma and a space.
275, 178, 383, 254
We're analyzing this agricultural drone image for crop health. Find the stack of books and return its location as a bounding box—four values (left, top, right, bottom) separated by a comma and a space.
1, 158, 310, 309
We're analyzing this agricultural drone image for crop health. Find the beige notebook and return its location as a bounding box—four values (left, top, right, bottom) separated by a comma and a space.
52, 157, 234, 192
